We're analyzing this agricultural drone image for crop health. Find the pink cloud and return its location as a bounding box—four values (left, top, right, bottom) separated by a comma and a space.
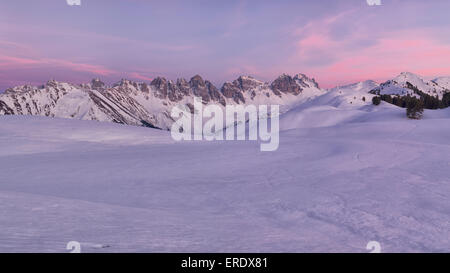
0, 54, 164, 88
128, 72, 153, 82
46, 59, 116, 76
0, 55, 41, 66
289, 11, 450, 87
0, 54, 115, 76
297, 34, 333, 51
316, 34, 450, 86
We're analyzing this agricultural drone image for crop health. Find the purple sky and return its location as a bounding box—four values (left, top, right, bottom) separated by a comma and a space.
1, 0, 450, 90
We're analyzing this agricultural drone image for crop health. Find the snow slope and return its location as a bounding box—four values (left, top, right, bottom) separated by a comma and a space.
280, 80, 386, 130
0, 101, 449, 252
433, 77, 450, 90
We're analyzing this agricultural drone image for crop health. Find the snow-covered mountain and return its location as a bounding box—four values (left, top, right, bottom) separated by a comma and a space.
0, 74, 324, 130
370, 72, 449, 99
433, 76, 450, 90
1, 72, 449, 131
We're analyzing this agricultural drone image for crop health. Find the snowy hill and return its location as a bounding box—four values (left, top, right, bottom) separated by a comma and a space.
370, 72, 448, 99
323, 80, 379, 107
279, 79, 386, 130
0, 74, 324, 130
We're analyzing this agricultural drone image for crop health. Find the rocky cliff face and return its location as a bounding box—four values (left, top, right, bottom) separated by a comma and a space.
0, 74, 325, 130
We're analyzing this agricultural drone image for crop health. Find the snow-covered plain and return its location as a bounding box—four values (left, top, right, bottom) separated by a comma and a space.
0, 97, 449, 252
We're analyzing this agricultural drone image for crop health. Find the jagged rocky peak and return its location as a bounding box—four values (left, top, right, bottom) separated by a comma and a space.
150, 77, 168, 99
113, 78, 133, 87
189, 74, 206, 88
293, 73, 320, 89
5, 84, 37, 94
112, 78, 148, 94
221, 75, 264, 104
235, 75, 265, 90
43, 80, 82, 94
5, 80, 80, 96
114, 78, 148, 90
140, 82, 150, 93
221, 82, 245, 104
45, 79, 59, 88
151, 76, 168, 90
176, 77, 188, 85
175, 78, 190, 95
187, 75, 225, 105
90, 78, 106, 90
150, 76, 187, 101
148, 75, 224, 103
271, 74, 303, 96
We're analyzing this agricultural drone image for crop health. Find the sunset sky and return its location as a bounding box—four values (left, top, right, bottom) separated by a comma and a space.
1, 0, 450, 90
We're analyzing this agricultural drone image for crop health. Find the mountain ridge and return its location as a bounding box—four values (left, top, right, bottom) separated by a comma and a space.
369, 71, 449, 99
0, 73, 324, 129
1, 72, 449, 130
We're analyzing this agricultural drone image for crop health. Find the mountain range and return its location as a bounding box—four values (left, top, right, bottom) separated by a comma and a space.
1, 72, 450, 253
0, 72, 449, 129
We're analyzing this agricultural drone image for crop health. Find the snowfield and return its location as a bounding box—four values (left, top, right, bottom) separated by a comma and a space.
0, 98, 449, 252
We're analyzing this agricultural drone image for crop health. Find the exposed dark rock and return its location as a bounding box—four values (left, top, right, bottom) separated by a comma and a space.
220, 76, 265, 104
91, 78, 106, 91
151, 77, 168, 99
271, 74, 303, 95
189, 75, 225, 105
0, 101, 14, 115
221, 82, 245, 104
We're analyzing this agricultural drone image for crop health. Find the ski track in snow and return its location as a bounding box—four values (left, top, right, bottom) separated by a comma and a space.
0, 110, 449, 253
